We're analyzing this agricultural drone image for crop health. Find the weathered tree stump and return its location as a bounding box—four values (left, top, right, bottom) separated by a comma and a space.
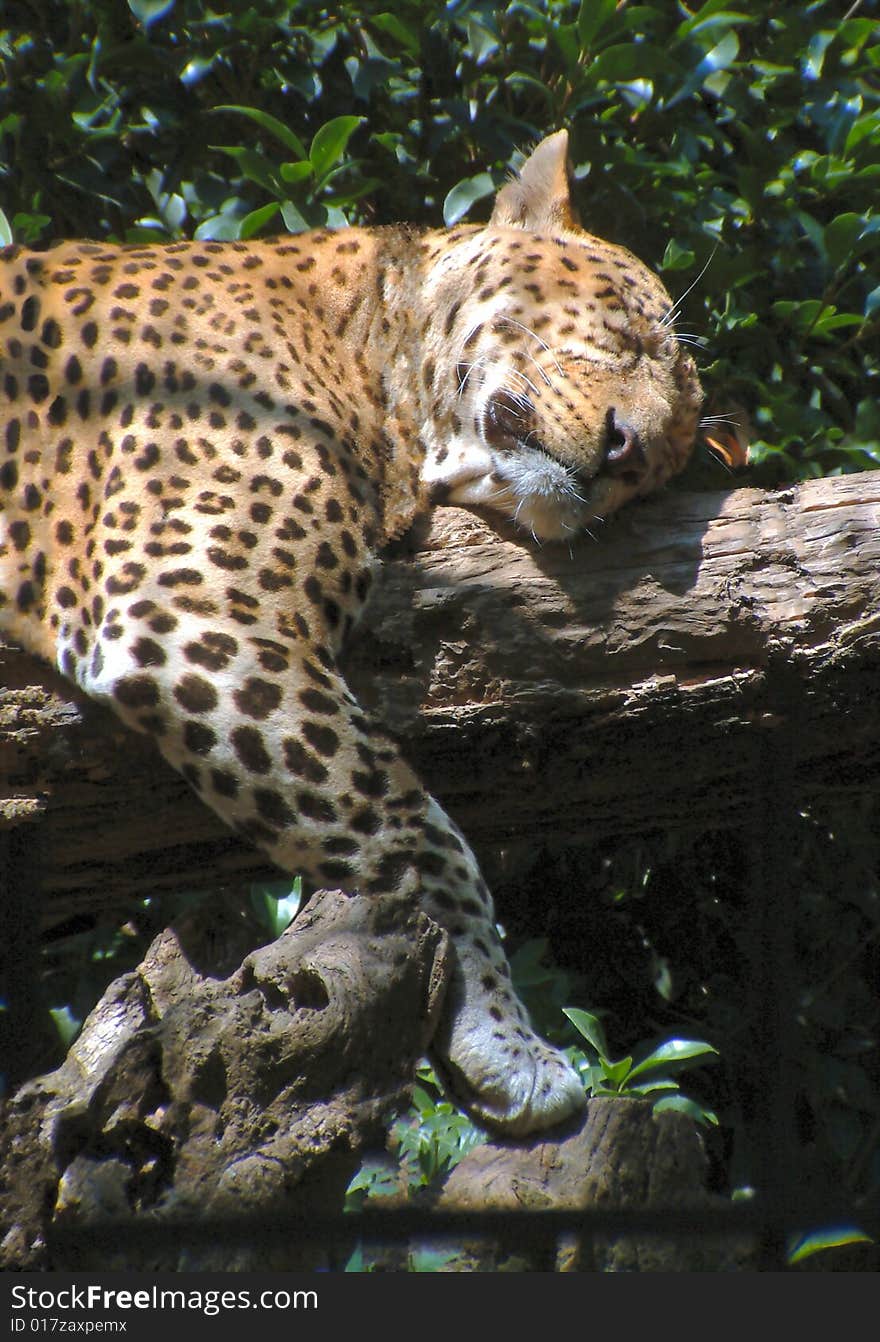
0, 890, 449, 1270
423, 1098, 751, 1271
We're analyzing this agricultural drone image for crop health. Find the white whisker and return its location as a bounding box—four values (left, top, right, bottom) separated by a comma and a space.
676, 334, 709, 349
505, 367, 544, 399
460, 355, 545, 404
700, 413, 741, 428
659, 247, 718, 329
493, 315, 562, 381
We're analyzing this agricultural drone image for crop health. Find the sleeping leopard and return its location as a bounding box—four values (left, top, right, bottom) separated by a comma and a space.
0, 131, 702, 1135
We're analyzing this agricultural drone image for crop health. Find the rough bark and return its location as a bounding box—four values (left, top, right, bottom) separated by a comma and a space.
1, 473, 877, 1272
322, 1098, 754, 1274
422, 1098, 753, 1272
0, 884, 737, 1272
0, 886, 735, 1273
2, 472, 878, 934
0, 889, 450, 1270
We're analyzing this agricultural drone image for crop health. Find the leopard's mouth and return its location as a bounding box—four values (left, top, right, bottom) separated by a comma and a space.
474, 391, 657, 539
484, 389, 650, 487
478, 446, 603, 539
428, 387, 677, 541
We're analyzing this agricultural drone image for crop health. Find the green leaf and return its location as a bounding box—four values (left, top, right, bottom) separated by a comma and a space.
824, 212, 864, 268
411, 1086, 435, 1113
10, 212, 51, 245
844, 108, 880, 155
577, 0, 618, 47
193, 214, 243, 241
210, 145, 279, 193
676, 7, 752, 43
802, 30, 835, 81
408, 1246, 461, 1273
323, 177, 382, 209
323, 206, 351, 229
345, 1158, 399, 1206
627, 1038, 719, 1082
562, 1008, 609, 1062
675, 0, 745, 39
569, 1050, 603, 1089
625, 1079, 680, 1097
653, 1094, 719, 1126
787, 1225, 872, 1265
248, 876, 302, 935
503, 72, 557, 107
279, 160, 314, 185
465, 17, 499, 65
602, 1055, 633, 1089
369, 13, 420, 56
180, 57, 214, 89
443, 172, 495, 226
49, 1005, 82, 1048
213, 105, 307, 158
662, 239, 696, 271
825, 213, 880, 269
280, 200, 316, 233
128, 0, 175, 28
812, 311, 864, 336
552, 22, 581, 74
309, 116, 365, 182
665, 29, 739, 108
344, 1245, 366, 1272
238, 201, 281, 240
588, 44, 673, 84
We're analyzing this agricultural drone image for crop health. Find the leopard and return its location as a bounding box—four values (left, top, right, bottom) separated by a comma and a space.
0, 130, 702, 1136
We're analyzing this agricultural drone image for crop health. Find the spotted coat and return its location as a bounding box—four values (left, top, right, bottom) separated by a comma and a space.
0, 132, 702, 1134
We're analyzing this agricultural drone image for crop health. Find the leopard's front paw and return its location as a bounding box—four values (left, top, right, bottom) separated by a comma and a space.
432, 1013, 586, 1137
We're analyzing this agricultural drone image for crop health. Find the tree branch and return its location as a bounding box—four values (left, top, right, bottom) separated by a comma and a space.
2, 473, 878, 932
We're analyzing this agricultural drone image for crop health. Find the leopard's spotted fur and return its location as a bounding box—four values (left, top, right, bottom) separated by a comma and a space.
0, 132, 702, 1134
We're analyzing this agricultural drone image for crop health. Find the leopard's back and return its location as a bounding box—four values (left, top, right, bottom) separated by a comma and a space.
0, 232, 415, 666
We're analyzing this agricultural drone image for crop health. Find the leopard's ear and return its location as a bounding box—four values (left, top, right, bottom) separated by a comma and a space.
489, 130, 581, 233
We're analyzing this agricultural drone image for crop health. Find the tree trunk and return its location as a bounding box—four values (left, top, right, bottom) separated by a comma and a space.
421, 1098, 754, 1272
2, 472, 878, 932
0, 889, 450, 1270
1, 473, 877, 1272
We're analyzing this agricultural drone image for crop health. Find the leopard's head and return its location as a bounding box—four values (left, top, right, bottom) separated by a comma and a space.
421, 131, 703, 541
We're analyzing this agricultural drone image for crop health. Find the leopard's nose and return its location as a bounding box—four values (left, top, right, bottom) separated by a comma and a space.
603, 411, 646, 482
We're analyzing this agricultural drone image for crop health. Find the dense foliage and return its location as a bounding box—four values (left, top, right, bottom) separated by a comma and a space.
3, 0, 879, 481
2, 0, 878, 1265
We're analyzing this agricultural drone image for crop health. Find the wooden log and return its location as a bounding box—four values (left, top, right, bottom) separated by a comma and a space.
3, 471, 876, 1273
1, 472, 878, 932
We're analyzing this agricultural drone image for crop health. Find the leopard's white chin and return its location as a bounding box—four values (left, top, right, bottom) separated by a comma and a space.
462, 451, 622, 540
485, 447, 593, 539
420, 434, 623, 540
